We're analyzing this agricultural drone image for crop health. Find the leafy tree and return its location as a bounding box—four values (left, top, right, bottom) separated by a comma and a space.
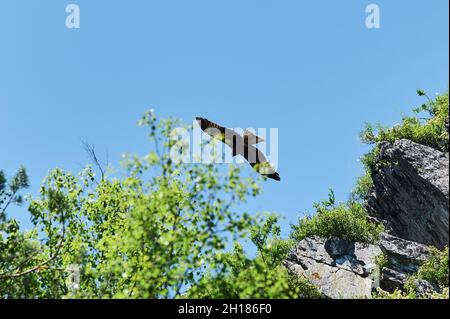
0, 167, 47, 298
1, 110, 317, 299
3, 91, 446, 299
1, 166, 29, 220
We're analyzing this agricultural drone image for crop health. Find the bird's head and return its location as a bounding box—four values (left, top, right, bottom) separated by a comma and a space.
195, 117, 204, 126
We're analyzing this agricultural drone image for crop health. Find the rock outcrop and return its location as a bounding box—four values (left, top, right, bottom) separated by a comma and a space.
285, 233, 432, 298
378, 233, 430, 291
366, 139, 449, 249
284, 237, 381, 299
286, 138, 449, 298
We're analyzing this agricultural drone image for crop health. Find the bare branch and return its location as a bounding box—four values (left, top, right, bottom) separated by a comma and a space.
82, 140, 106, 181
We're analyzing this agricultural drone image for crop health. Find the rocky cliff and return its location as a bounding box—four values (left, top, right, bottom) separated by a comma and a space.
285, 138, 449, 298
366, 139, 449, 249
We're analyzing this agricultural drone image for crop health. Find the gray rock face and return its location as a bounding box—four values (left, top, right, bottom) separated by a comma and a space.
380, 268, 407, 292
379, 233, 429, 267
286, 137, 448, 298
285, 234, 434, 298
378, 233, 430, 290
410, 279, 440, 297
284, 236, 382, 299
366, 139, 449, 249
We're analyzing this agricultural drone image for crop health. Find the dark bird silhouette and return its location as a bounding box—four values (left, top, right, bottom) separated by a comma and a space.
196, 117, 280, 181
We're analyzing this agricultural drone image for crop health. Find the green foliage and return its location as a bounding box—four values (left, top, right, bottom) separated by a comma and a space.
1, 166, 29, 220
373, 287, 418, 299
3, 90, 446, 299
374, 247, 449, 299
358, 91, 449, 200
351, 173, 374, 202
374, 284, 449, 300
361, 91, 449, 152
187, 216, 321, 299
9, 166, 30, 195
374, 253, 389, 271
0, 111, 318, 299
250, 215, 293, 268
290, 189, 383, 244
0, 167, 48, 298
415, 247, 449, 289
0, 171, 6, 192
429, 287, 449, 299
360, 145, 381, 174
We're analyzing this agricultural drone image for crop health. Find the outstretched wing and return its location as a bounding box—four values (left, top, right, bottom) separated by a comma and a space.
196, 117, 242, 149
245, 145, 281, 181
196, 117, 227, 140
196, 117, 280, 181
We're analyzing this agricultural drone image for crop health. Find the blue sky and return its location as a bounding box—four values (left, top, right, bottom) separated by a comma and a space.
1, 0, 448, 236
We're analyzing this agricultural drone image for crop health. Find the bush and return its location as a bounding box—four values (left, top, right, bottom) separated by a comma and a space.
374, 253, 389, 270
374, 247, 449, 299
290, 190, 383, 244
416, 247, 449, 288
360, 91, 449, 152
351, 173, 375, 202
359, 91, 449, 199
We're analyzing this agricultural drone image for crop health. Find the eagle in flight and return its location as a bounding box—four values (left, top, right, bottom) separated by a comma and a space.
196, 117, 280, 181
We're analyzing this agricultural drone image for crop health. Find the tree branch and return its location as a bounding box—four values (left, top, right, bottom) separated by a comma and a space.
82, 141, 106, 182
0, 220, 66, 280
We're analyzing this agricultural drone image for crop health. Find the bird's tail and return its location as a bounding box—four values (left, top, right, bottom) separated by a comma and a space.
243, 130, 264, 145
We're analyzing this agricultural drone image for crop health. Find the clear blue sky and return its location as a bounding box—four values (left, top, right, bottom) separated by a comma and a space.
1, 0, 448, 236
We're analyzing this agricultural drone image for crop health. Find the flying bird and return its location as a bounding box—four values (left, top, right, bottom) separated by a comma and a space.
196, 117, 280, 181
